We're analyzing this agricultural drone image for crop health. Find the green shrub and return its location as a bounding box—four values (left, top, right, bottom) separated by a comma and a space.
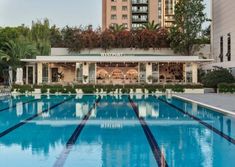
12, 84, 34, 93
218, 83, 235, 93
202, 68, 235, 88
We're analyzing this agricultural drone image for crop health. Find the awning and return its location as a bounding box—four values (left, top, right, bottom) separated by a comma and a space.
21, 55, 213, 63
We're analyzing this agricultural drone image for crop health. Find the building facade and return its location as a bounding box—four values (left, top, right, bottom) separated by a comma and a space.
102, 0, 177, 30
18, 48, 212, 85
204, 0, 235, 75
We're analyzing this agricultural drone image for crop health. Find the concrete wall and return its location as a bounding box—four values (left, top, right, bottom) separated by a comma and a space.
212, 0, 235, 63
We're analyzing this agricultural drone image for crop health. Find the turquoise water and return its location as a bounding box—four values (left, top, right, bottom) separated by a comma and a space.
0, 95, 234, 167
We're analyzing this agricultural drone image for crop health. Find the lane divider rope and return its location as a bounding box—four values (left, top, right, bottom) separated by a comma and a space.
53, 96, 101, 167
156, 96, 235, 145
128, 96, 169, 167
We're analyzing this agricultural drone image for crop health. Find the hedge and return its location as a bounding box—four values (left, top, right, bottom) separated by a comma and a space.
218, 83, 235, 93
11, 84, 204, 94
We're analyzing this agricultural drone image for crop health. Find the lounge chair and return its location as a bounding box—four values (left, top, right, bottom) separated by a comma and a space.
136, 88, 142, 94
32, 89, 41, 94
75, 89, 83, 94
144, 89, 149, 94
130, 89, 134, 94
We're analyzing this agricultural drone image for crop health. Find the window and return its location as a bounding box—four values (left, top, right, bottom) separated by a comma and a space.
122, 0, 127, 2
122, 14, 128, 19
42, 64, 48, 83
122, 6, 128, 11
111, 14, 117, 20
111, 0, 117, 2
219, 36, 223, 62
111, 6, 116, 11
227, 33, 231, 61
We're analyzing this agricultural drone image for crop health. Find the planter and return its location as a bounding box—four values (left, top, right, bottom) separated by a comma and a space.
184, 88, 204, 94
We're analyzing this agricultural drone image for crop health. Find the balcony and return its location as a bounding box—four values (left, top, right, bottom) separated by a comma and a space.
132, 18, 148, 23
132, 0, 148, 5
132, 9, 148, 14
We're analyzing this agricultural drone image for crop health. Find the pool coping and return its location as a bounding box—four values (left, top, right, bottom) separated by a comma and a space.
173, 94, 235, 117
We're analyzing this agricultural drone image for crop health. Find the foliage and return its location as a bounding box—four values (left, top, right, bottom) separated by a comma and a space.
202, 68, 235, 88
100, 29, 115, 50
218, 83, 235, 94
0, 39, 38, 69
50, 25, 64, 47
142, 21, 160, 31
109, 24, 127, 33
31, 19, 51, 55
169, 0, 208, 55
11, 84, 204, 94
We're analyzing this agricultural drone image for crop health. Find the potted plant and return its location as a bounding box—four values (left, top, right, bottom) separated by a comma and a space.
147, 75, 153, 83
83, 75, 88, 83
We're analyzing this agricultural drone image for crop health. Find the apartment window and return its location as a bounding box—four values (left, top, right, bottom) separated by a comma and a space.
111, 6, 116, 11
122, 14, 128, 19
122, 0, 128, 2
219, 36, 223, 62
122, 6, 128, 11
111, 0, 117, 2
111, 14, 117, 20
226, 33, 231, 61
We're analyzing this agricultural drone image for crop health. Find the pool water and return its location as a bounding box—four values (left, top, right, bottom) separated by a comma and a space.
0, 94, 235, 167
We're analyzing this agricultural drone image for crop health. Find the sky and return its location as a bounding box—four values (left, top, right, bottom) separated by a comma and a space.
0, 0, 210, 28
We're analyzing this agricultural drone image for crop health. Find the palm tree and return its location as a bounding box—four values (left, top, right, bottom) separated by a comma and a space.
142, 21, 160, 31
109, 24, 127, 33
0, 40, 38, 69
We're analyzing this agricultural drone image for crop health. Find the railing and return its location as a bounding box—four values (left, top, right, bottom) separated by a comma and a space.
132, 9, 148, 13
132, 0, 148, 5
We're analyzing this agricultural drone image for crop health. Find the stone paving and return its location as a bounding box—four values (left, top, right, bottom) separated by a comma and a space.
176, 93, 235, 112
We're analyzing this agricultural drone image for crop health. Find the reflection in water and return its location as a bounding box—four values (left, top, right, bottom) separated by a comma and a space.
0, 95, 235, 167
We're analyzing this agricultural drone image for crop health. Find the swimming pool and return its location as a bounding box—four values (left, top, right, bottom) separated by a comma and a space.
0, 94, 234, 167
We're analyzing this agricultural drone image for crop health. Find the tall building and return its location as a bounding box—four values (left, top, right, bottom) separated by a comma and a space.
204, 0, 235, 75
102, 0, 177, 30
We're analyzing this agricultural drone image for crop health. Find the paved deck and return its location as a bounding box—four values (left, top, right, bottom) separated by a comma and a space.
175, 93, 235, 113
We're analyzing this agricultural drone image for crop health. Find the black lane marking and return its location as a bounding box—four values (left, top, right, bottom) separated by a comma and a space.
128, 96, 169, 167
0, 98, 41, 113
157, 97, 235, 145
53, 96, 101, 167
0, 96, 74, 138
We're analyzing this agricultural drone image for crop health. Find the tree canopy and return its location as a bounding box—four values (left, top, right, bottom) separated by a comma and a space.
169, 0, 208, 55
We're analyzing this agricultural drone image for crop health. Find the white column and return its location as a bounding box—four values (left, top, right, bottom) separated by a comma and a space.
37, 63, 43, 85
192, 63, 198, 84
95, 63, 97, 84
82, 62, 89, 84
146, 62, 152, 84
15, 68, 23, 85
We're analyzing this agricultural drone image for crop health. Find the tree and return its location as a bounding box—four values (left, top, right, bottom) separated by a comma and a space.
169, 0, 208, 55
50, 25, 64, 47
100, 30, 115, 50
31, 19, 51, 55
109, 24, 127, 33
202, 68, 235, 89
142, 21, 160, 31
0, 39, 38, 69
81, 25, 100, 50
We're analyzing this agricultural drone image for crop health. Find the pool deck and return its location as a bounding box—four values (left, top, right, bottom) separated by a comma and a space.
175, 93, 235, 115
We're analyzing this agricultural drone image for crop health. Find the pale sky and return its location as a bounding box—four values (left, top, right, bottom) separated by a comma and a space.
0, 0, 210, 28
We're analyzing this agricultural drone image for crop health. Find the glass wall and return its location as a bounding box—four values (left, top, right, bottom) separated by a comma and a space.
76, 63, 83, 83
89, 63, 96, 84
42, 63, 48, 83
139, 63, 146, 83
152, 63, 159, 83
